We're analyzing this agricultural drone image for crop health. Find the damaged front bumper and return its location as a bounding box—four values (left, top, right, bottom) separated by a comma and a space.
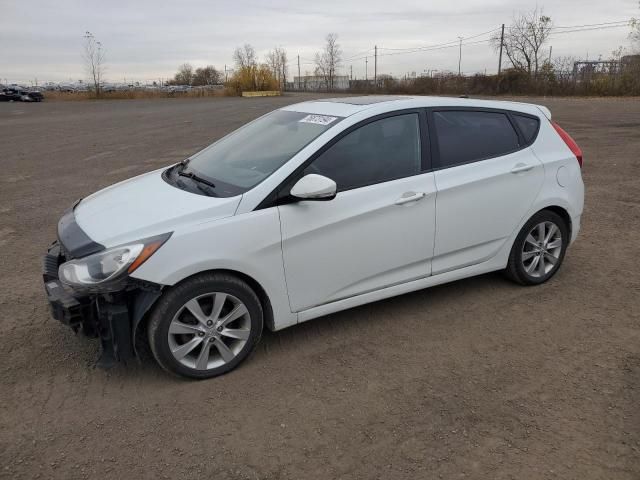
43, 241, 161, 367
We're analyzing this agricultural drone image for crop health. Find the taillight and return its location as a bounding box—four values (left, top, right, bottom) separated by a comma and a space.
552, 121, 583, 168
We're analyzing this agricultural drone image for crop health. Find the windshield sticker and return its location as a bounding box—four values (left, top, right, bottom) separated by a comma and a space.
299, 114, 338, 126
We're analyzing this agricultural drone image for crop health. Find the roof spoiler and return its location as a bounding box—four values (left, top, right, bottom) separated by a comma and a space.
536, 105, 552, 120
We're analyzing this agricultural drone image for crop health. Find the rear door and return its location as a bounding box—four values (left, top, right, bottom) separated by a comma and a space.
430, 108, 544, 274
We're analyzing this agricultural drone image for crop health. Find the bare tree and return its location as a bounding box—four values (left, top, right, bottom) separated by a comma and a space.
83, 31, 105, 97
265, 47, 288, 90
192, 65, 222, 86
631, 4, 640, 52
611, 46, 625, 64
315, 33, 342, 91
491, 9, 552, 77
233, 44, 257, 70
552, 56, 576, 76
230, 44, 279, 93
170, 63, 194, 85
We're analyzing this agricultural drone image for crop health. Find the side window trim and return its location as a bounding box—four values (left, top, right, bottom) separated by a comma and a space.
418, 109, 431, 172
427, 107, 538, 172
256, 108, 430, 210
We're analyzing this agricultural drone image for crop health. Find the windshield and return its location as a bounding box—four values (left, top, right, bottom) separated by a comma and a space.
182, 110, 342, 197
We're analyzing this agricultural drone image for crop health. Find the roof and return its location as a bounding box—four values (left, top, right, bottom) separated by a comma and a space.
317, 95, 413, 105
281, 95, 550, 119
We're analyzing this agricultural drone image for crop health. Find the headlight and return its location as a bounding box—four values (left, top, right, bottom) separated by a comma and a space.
59, 233, 171, 290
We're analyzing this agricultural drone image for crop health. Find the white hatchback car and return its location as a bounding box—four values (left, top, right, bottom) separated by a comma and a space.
43, 96, 584, 378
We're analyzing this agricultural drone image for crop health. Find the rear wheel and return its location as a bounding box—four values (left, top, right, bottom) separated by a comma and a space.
505, 210, 569, 285
148, 273, 263, 379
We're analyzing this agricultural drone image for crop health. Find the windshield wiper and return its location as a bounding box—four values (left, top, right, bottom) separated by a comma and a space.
178, 170, 216, 189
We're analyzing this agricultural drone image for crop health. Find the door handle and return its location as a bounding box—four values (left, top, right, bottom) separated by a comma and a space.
394, 191, 427, 205
511, 163, 534, 174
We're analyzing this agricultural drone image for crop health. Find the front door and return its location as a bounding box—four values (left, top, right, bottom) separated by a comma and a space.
278, 112, 437, 312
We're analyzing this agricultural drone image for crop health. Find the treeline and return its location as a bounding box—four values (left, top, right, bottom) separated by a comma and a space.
167, 45, 286, 94
355, 62, 640, 97
167, 64, 222, 86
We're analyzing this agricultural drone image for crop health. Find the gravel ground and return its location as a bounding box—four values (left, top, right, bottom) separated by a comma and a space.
0, 94, 639, 480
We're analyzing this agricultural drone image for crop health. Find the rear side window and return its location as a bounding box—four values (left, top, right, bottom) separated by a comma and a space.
513, 114, 540, 143
433, 110, 520, 168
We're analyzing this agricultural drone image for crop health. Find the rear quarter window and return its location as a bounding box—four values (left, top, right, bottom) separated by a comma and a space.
513, 114, 540, 144
433, 110, 520, 168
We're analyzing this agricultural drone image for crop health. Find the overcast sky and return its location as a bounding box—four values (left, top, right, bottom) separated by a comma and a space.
0, 0, 637, 85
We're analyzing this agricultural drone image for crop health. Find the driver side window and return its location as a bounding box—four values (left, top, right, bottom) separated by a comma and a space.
304, 113, 422, 192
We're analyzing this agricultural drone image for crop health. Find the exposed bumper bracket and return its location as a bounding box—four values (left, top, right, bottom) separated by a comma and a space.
43, 241, 161, 368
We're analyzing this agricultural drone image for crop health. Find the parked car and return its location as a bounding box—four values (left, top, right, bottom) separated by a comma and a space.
23, 89, 44, 102
168, 85, 191, 93
0, 87, 44, 102
43, 96, 584, 379
0, 88, 21, 101
58, 84, 78, 93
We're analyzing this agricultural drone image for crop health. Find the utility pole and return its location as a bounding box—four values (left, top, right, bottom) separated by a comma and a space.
548, 45, 553, 65
365, 57, 368, 81
224, 65, 227, 83
374, 45, 378, 87
457, 37, 463, 76
297, 55, 301, 90
498, 24, 505, 75
350, 64, 353, 80
282, 63, 286, 91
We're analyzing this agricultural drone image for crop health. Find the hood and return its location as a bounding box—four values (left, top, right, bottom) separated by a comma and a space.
74, 169, 242, 247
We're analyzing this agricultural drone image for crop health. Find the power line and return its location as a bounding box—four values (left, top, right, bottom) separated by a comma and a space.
553, 20, 630, 29
549, 24, 630, 35
377, 28, 500, 52
348, 21, 629, 62
373, 19, 629, 58
377, 38, 492, 58
504, 19, 630, 33
343, 48, 374, 61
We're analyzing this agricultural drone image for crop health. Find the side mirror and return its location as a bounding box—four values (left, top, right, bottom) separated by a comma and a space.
290, 174, 337, 201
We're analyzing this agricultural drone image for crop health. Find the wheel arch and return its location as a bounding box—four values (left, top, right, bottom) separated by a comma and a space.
504, 204, 572, 285
535, 205, 572, 239
208, 269, 276, 332
132, 268, 276, 352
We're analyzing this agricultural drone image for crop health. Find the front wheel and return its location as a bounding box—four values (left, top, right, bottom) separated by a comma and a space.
148, 273, 263, 379
505, 210, 569, 285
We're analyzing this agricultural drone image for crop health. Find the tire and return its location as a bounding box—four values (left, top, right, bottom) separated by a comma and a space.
505, 210, 569, 286
148, 273, 263, 379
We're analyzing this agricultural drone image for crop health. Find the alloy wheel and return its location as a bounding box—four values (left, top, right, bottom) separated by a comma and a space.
521, 221, 563, 278
168, 292, 251, 370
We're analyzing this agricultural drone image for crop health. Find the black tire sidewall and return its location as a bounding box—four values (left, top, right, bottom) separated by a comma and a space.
511, 211, 569, 285
148, 274, 263, 379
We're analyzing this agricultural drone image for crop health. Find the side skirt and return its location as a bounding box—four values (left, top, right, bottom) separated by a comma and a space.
296, 258, 505, 324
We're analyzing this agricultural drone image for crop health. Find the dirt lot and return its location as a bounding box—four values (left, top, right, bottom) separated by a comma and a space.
0, 94, 639, 479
